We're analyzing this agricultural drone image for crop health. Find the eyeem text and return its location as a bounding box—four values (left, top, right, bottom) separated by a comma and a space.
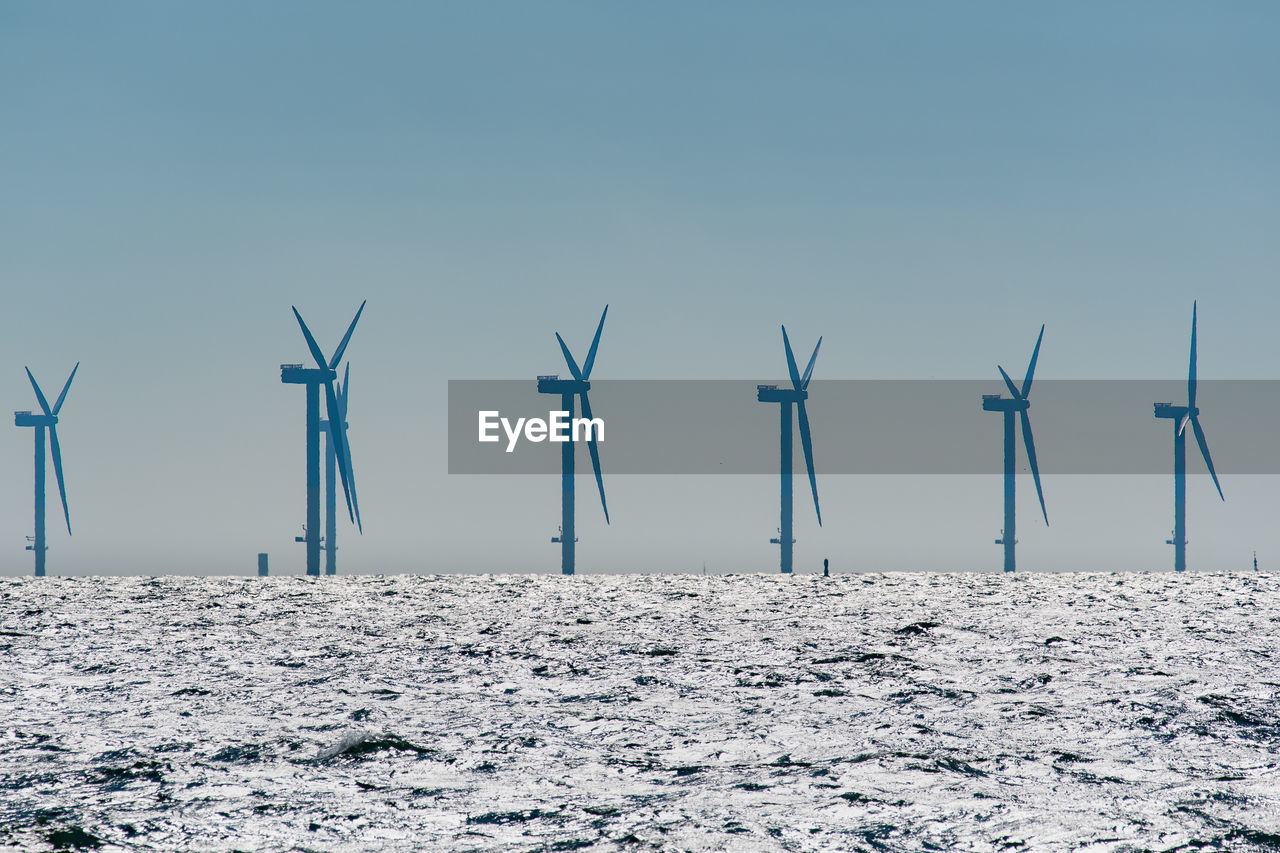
478, 411, 605, 453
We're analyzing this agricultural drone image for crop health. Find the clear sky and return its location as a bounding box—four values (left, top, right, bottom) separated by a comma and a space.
2, 2, 1278, 576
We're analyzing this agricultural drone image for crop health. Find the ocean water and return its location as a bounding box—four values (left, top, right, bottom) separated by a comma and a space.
2, 571, 1279, 852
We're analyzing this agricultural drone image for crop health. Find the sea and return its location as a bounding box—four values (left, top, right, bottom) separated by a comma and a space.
2, 571, 1279, 852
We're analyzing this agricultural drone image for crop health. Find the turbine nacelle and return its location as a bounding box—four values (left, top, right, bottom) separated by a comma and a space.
1153, 403, 1196, 419
981, 394, 1030, 413
280, 365, 338, 384
14, 411, 57, 427
538, 377, 591, 395
757, 385, 807, 403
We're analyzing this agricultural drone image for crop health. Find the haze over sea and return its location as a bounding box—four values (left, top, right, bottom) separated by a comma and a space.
3, 571, 1279, 852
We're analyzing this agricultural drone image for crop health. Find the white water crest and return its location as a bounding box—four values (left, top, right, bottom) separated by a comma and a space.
2, 572, 1279, 851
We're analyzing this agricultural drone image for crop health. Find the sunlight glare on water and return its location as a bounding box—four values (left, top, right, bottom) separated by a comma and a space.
2, 572, 1279, 851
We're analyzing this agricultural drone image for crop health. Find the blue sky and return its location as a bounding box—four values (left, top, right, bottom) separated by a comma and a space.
2, 2, 1278, 575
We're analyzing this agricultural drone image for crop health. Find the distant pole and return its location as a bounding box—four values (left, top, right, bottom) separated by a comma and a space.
258, 553, 269, 576
1173, 421, 1186, 572
1003, 410, 1016, 573
325, 423, 337, 575
561, 391, 576, 575
33, 427, 46, 578
306, 382, 321, 577
1254, 551, 1258, 571
780, 400, 793, 574
823, 558, 829, 577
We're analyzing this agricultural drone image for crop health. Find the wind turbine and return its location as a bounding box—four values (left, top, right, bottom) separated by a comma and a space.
13, 364, 78, 577
536, 305, 609, 575
281, 302, 364, 576
756, 326, 822, 574
1154, 301, 1223, 572
320, 364, 359, 575
981, 325, 1047, 573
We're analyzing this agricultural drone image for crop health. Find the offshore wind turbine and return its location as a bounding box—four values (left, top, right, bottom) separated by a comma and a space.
981, 325, 1048, 573
319, 364, 359, 575
1154, 301, 1223, 572
13, 364, 78, 577
536, 305, 609, 575
756, 326, 822, 574
281, 302, 364, 576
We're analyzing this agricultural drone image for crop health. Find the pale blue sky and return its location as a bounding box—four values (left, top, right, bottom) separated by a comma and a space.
2, 2, 1278, 575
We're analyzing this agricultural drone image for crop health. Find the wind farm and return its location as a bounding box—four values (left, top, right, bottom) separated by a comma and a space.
981, 326, 1048, 573
9, 317, 1271, 849
12, 364, 78, 577
5, 6, 1278, 851
757, 326, 822, 575
2, 308, 1266, 578
280, 302, 365, 578
1154, 301, 1225, 572
536, 306, 610, 575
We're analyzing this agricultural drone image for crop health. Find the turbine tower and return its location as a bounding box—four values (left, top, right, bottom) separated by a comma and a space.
1153, 301, 1223, 572
756, 326, 822, 574
281, 302, 364, 576
13, 364, 78, 577
320, 364, 359, 575
536, 305, 609, 575
981, 325, 1047, 573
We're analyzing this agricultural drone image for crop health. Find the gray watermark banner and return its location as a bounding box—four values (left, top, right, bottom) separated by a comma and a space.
448, 380, 1280, 475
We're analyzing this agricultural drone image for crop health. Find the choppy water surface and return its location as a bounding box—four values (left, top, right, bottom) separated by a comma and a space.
2, 572, 1280, 852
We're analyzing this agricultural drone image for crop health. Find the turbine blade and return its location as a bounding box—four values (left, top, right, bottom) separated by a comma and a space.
329, 300, 366, 370
1019, 410, 1048, 525
800, 337, 822, 390
292, 307, 329, 370
341, 423, 362, 534
581, 305, 608, 380
797, 400, 822, 526
324, 381, 357, 526
339, 363, 350, 418
781, 326, 802, 390
336, 363, 360, 531
25, 368, 53, 417
53, 362, 79, 415
1177, 413, 1189, 436
48, 424, 71, 535
556, 333, 584, 381
1023, 324, 1045, 397
997, 365, 1022, 400
1190, 416, 1224, 501
580, 393, 609, 524
1188, 300, 1198, 410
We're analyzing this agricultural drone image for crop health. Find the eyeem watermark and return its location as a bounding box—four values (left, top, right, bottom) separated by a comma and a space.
479, 411, 605, 453
451, 379, 1280, 474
